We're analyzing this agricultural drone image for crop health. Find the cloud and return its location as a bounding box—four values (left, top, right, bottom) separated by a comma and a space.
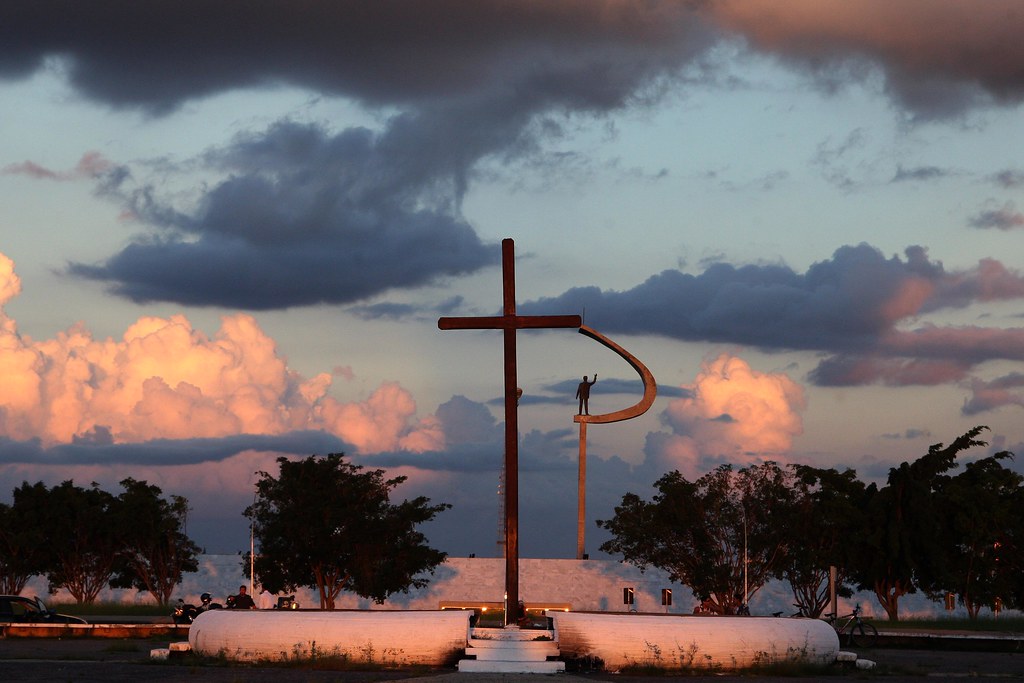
8, 3, 1021, 313
645, 353, 806, 475
808, 355, 972, 387
969, 201, 1024, 231
349, 296, 465, 322
991, 169, 1024, 188
961, 372, 1024, 415
518, 243, 1024, 387
1, 3, 716, 311
709, 0, 1024, 120
0, 431, 347, 467
811, 128, 869, 191
0, 2, 718, 114
881, 428, 933, 440
4, 1, 1021, 124
68, 121, 496, 309
0, 252, 442, 459
891, 165, 953, 183
1, 152, 112, 181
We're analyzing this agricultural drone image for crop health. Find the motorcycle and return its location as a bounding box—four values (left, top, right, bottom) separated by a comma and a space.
172, 592, 223, 625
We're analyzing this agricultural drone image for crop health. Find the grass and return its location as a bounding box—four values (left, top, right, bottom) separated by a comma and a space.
175, 642, 448, 673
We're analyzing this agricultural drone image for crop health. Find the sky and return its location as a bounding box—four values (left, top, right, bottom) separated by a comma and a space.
2, 0, 1024, 560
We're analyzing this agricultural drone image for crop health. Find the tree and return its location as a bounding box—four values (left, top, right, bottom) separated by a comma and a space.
109, 478, 201, 607
922, 453, 1021, 618
0, 499, 49, 594
849, 426, 991, 620
15, 481, 121, 603
244, 454, 451, 609
597, 462, 795, 614
777, 466, 867, 617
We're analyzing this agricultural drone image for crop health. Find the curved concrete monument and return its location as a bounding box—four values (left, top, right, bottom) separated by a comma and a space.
188, 609, 470, 665
551, 612, 840, 670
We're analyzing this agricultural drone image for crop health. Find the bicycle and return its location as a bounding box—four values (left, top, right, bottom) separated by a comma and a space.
771, 602, 812, 618
825, 603, 878, 648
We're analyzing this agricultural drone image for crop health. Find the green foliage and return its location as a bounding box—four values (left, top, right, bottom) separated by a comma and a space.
108, 478, 201, 606
779, 465, 867, 617
0, 497, 49, 594
599, 427, 1019, 622
245, 453, 451, 609
921, 453, 1023, 617
597, 462, 795, 614
4, 478, 199, 605
849, 426, 993, 620
14, 480, 121, 603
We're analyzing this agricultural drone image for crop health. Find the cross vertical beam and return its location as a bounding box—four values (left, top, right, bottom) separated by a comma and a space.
501, 241, 520, 616
438, 238, 581, 625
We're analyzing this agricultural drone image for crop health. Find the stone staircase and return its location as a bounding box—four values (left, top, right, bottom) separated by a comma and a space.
458, 627, 565, 674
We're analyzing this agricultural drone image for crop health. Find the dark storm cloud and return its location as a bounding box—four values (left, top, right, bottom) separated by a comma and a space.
518, 243, 1024, 386
709, 0, 1024, 121
0, 1, 717, 113
4, 1, 1021, 122
0, 430, 348, 466
2, 2, 718, 308
70, 121, 497, 308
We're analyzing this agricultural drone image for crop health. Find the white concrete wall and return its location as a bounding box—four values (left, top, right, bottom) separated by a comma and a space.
25, 554, 1010, 619
189, 609, 471, 665
551, 611, 840, 671
386, 557, 684, 613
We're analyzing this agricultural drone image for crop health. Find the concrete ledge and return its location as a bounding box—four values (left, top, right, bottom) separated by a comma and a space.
1, 623, 190, 639
550, 611, 840, 671
458, 659, 565, 673
188, 609, 471, 665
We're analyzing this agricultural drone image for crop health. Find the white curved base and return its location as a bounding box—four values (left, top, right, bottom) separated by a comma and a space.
550, 612, 840, 671
188, 609, 470, 665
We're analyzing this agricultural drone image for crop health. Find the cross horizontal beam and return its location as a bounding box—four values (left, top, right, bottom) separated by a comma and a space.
438, 315, 581, 330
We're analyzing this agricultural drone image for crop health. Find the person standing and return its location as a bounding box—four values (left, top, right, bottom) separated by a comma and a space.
576, 374, 597, 415
228, 585, 256, 609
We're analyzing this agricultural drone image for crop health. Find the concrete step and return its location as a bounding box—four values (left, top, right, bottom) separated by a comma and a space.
458, 659, 566, 674
470, 627, 554, 641
466, 646, 558, 662
467, 638, 556, 651
459, 627, 564, 672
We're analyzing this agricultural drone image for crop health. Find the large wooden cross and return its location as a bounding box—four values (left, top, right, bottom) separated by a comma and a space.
438, 238, 581, 624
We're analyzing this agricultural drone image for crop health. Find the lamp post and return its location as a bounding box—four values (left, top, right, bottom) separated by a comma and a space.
742, 504, 748, 612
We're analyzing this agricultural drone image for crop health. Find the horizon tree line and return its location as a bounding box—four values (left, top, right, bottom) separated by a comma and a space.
598, 426, 1023, 620
2, 427, 1020, 619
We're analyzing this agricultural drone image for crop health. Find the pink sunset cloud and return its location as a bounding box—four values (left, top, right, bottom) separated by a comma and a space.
654, 353, 807, 474
0, 251, 441, 453
1, 152, 113, 181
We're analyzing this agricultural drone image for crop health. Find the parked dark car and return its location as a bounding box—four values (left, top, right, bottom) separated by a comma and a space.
0, 595, 87, 624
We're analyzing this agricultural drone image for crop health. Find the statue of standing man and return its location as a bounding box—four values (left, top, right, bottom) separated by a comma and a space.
576, 374, 598, 415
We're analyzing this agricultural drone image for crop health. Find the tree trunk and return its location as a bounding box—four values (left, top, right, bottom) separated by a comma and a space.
873, 579, 904, 621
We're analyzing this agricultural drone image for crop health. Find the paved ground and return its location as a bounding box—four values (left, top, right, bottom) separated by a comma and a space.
3, 638, 1024, 682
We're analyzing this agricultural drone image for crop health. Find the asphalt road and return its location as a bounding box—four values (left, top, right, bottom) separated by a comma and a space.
2, 639, 1024, 682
